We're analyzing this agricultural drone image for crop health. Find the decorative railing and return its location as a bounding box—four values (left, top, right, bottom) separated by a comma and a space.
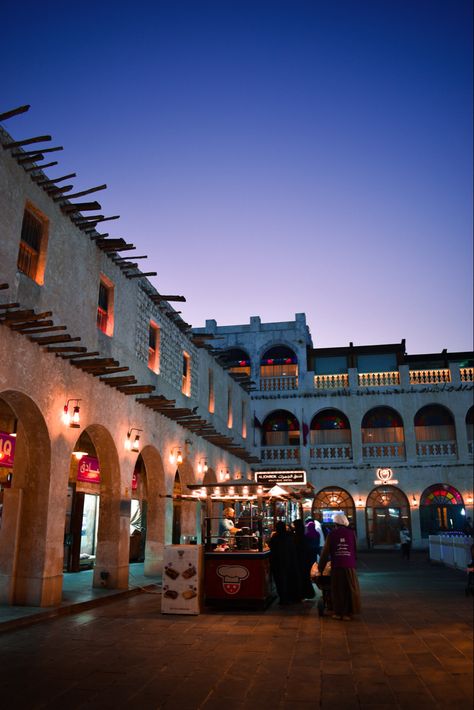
416, 440, 457, 458
310, 444, 352, 461
259, 376, 298, 392
358, 371, 400, 387
409, 369, 451, 385
314, 374, 349, 390
362, 443, 405, 460
460, 367, 474, 382
261, 446, 300, 462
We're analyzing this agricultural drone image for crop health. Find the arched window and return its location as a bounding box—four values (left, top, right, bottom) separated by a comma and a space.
223, 348, 251, 376
310, 409, 351, 445
312, 487, 356, 529
262, 410, 300, 446
420, 484, 465, 537
362, 407, 404, 443
414, 405, 455, 442
365, 486, 410, 547
466, 407, 473, 452
260, 345, 297, 376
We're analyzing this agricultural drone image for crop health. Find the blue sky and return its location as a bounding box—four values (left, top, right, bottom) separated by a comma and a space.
2, 0, 472, 352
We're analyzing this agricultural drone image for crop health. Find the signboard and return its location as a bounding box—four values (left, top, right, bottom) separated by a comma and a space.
77, 455, 100, 484
161, 544, 203, 615
0, 432, 15, 469
255, 470, 306, 486
374, 468, 399, 485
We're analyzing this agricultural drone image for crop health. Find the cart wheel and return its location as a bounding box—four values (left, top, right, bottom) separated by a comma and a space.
317, 599, 324, 617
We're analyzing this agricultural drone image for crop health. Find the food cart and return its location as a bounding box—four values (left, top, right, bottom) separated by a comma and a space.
185, 470, 311, 610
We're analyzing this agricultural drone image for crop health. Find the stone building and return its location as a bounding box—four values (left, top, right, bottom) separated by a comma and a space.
0, 109, 258, 607
194, 316, 474, 549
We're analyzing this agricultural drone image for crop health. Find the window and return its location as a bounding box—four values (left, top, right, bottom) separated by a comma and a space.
97, 276, 114, 336
182, 352, 191, 396
17, 205, 48, 284
241, 401, 247, 439
208, 369, 215, 413
227, 387, 233, 429
148, 321, 160, 372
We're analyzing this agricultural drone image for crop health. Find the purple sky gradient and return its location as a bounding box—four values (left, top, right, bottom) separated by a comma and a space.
2, 0, 472, 353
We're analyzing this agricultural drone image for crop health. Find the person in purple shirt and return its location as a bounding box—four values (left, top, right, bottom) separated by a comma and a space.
318, 513, 361, 620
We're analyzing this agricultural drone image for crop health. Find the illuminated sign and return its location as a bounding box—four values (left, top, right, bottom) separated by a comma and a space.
0, 432, 16, 468
374, 468, 399, 485
77, 455, 100, 484
255, 470, 306, 485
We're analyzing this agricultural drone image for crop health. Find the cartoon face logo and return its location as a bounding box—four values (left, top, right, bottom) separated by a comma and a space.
217, 565, 249, 595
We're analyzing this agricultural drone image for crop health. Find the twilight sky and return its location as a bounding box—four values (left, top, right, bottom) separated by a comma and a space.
2, 0, 472, 353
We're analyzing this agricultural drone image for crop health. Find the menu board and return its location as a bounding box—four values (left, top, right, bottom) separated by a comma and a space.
161, 544, 203, 615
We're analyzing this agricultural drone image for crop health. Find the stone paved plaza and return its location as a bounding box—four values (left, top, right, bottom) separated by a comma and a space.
1, 552, 472, 709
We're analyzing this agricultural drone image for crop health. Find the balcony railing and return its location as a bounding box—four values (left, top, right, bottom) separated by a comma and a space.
416, 440, 457, 458
460, 367, 474, 382
409, 369, 451, 385
310, 444, 352, 461
362, 443, 405, 460
260, 376, 298, 392
314, 374, 349, 390
358, 371, 400, 387
261, 446, 300, 462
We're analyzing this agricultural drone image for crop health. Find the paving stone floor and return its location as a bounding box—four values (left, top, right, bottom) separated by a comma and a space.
0, 552, 472, 709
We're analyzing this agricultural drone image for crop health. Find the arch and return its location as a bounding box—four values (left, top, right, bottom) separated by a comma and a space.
465, 406, 473, 446
312, 486, 356, 529
262, 409, 300, 446
365, 486, 410, 547
414, 404, 455, 442
223, 348, 251, 376
138, 445, 166, 575
0, 390, 52, 605
362, 406, 404, 439
310, 408, 351, 445
419, 483, 465, 537
260, 345, 298, 377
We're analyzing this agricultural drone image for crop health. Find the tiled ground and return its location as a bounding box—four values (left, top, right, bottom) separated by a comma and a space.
0, 552, 472, 709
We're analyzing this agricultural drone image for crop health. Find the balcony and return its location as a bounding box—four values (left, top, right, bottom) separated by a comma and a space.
358, 371, 400, 387
409, 369, 451, 385
310, 444, 352, 461
314, 374, 349, 390
362, 443, 406, 460
260, 376, 298, 392
416, 440, 457, 458
260, 446, 300, 463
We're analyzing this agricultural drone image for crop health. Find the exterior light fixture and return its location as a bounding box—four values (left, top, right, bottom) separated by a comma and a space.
466, 494, 473, 505
412, 495, 418, 507
63, 399, 82, 428
197, 458, 208, 474
125, 428, 142, 453
257, 485, 263, 495
356, 497, 363, 507
170, 448, 183, 465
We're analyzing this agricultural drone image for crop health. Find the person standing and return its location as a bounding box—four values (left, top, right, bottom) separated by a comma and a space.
318, 513, 361, 620
269, 521, 301, 604
218, 507, 239, 545
399, 524, 411, 560
292, 518, 316, 599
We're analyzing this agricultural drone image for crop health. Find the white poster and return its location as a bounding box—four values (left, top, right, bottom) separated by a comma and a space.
161, 544, 203, 615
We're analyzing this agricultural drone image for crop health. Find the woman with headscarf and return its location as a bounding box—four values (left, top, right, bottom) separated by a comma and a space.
269, 521, 301, 604
304, 518, 321, 562
318, 512, 361, 620
292, 518, 316, 599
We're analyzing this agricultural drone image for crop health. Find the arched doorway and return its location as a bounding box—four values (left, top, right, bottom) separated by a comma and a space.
129, 456, 147, 563
420, 484, 465, 536
366, 486, 410, 547
260, 345, 298, 391
312, 487, 356, 530
172, 471, 182, 544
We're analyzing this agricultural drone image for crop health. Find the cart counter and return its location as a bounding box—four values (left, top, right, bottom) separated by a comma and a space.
204, 550, 275, 610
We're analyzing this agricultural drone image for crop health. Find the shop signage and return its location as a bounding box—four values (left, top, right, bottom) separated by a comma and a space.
77, 455, 100, 484
374, 468, 399, 485
0, 432, 15, 468
255, 470, 306, 486
217, 565, 249, 595
161, 545, 203, 615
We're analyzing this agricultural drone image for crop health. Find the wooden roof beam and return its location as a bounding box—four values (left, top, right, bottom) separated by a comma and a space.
30, 334, 81, 345
57, 184, 107, 201
0, 105, 30, 121
126, 272, 157, 279
13, 146, 63, 158
118, 384, 155, 395
3, 135, 52, 150
62, 201, 102, 214
48, 346, 88, 354
24, 161, 58, 172
34, 173, 76, 186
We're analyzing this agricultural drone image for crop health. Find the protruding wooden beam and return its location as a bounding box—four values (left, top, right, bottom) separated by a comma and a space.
3, 135, 52, 150
3, 310, 52, 323
10, 319, 55, 331
72, 358, 117, 369
99, 375, 137, 386
57, 184, 107, 201
150, 294, 186, 303
0, 105, 30, 122
35, 173, 76, 185
14, 325, 67, 335
48, 346, 87, 354
0, 303, 19, 310
125, 272, 157, 279
58, 349, 98, 358
45, 184, 74, 195
92, 366, 129, 375
0, 283, 10, 290
13, 146, 63, 158
113, 255, 148, 262
30, 334, 81, 345
24, 161, 58, 172
62, 201, 102, 214
117, 385, 155, 395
